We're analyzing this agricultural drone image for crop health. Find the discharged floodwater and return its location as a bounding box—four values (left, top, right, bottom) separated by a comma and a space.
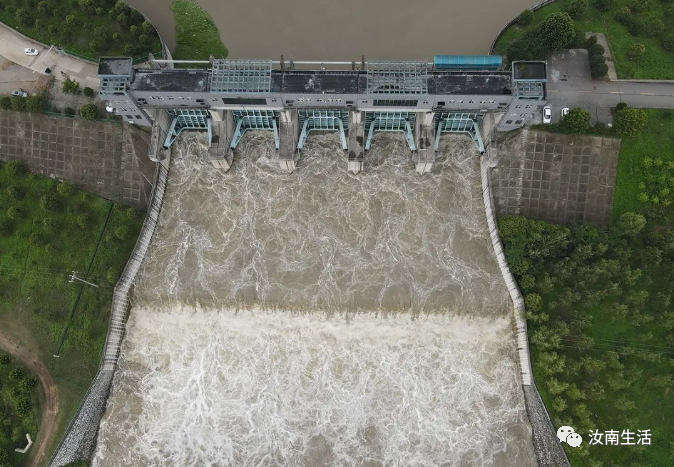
126, 0, 538, 57
93, 133, 537, 466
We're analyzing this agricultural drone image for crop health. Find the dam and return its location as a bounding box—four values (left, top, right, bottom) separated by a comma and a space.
50, 56, 568, 467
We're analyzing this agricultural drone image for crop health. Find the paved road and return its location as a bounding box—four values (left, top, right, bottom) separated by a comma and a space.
0, 329, 60, 467
546, 49, 674, 123
0, 21, 99, 89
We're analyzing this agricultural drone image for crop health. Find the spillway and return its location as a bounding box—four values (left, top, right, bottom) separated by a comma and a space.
92, 132, 537, 466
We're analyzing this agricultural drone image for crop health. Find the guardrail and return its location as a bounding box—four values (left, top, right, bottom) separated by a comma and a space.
47, 156, 170, 467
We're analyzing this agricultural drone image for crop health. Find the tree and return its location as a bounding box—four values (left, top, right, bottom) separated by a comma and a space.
142, 20, 155, 34
15, 9, 32, 26
37, 1, 50, 14
615, 108, 648, 136
40, 193, 60, 212
594, 0, 614, 11
662, 33, 674, 52
590, 62, 609, 79
539, 13, 576, 51
62, 78, 80, 94
83, 87, 95, 98
0, 449, 12, 467
525, 293, 544, 313
518, 9, 534, 26
617, 212, 646, 236
568, 0, 589, 18
26, 94, 47, 113
647, 19, 665, 37
561, 107, 591, 134
7, 206, 22, 220
628, 0, 650, 11
627, 43, 646, 60
615, 6, 632, 23
0, 96, 11, 110
89, 39, 102, 53
7, 185, 23, 199
4, 161, 24, 176
79, 103, 100, 120
0, 220, 10, 236
11, 96, 26, 111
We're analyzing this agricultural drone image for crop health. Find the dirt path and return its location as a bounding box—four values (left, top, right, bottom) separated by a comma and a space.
0, 329, 60, 467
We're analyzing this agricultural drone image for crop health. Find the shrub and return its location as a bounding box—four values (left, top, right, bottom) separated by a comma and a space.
627, 43, 646, 60
7, 207, 22, 220
628, 0, 649, 10
29, 232, 43, 246
615, 108, 648, 136
568, 0, 589, 18
539, 13, 576, 51
62, 78, 80, 94
126, 207, 138, 220
647, 19, 665, 37
8, 368, 25, 381
15, 9, 32, 26
89, 39, 102, 53
26, 94, 47, 113
42, 217, 55, 232
625, 18, 645, 36
0, 97, 11, 110
106, 265, 122, 284
57, 182, 74, 195
517, 9, 534, 26
47, 24, 56, 35
11, 96, 26, 111
615, 6, 632, 23
594, 0, 614, 11
79, 104, 100, 120
0, 220, 11, 236
6, 185, 23, 199
584, 35, 598, 48
83, 87, 95, 98
617, 212, 646, 236
616, 102, 628, 111
0, 354, 11, 365
112, 32, 121, 41
39, 194, 60, 212
115, 225, 131, 241
76, 213, 89, 229
37, 1, 50, 14
662, 33, 674, 51
4, 161, 24, 176
590, 54, 606, 66
591, 62, 609, 78
561, 107, 592, 134
588, 43, 605, 57
64, 107, 76, 116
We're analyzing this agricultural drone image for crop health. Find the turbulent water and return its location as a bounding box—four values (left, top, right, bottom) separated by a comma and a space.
93, 133, 537, 466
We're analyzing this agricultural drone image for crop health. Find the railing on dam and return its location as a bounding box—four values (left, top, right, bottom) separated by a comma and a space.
48, 154, 171, 467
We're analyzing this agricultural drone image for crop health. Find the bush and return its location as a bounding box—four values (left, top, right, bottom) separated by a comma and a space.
76, 213, 89, 229
584, 35, 598, 48
42, 217, 55, 232
588, 43, 605, 57
647, 19, 665, 37
6, 185, 23, 199
39, 194, 60, 212
615, 108, 648, 136
0, 97, 11, 110
4, 161, 24, 176
615, 6, 632, 23
616, 102, 628, 111
26, 94, 47, 113
594, 0, 614, 11
114, 225, 131, 241
11, 96, 26, 111
662, 33, 674, 51
628, 0, 650, 10
89, 39, 102, 53
627, 43, 646, 60
64, 107, 76, 116
617, 212, 646, 236
62, 78, 80, 94
83, 87, 95, 98
8, 368, 24, 381
0, 220, 11, 236
591, 62, 609, 79
568, 0, 589, 18
29, 232, 43, 246
625, 18, 645, 36
517, 9, 534, 26
79, 104, 100, 120
106, 265, 122, 284
539, 13, 576, 51
590, 54, 606, 66
57, 182, 74, 195
0, 354, 11, 366
561, 107, 592, 134
15, 9, 32, 26
7, 207, 22, 220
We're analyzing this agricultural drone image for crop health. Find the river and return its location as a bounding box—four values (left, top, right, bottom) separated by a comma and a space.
125, 0, 538, 58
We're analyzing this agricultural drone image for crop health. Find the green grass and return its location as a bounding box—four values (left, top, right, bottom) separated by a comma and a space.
171, 0, 228, 64
0, 162, 143, 461
613, 109, 674, 221
0, 0, 162, 61
0, 356, 40, 467
495, 0, 674, 79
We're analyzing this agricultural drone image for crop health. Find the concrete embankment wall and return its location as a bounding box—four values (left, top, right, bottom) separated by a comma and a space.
48, 155, 170, 467
480, 148, 571, 467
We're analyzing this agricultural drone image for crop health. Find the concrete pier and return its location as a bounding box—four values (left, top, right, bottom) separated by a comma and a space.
348, 111, 365, 174
279, 110, 298, 173
207, 110, 235, 171
416, 112, 435, 174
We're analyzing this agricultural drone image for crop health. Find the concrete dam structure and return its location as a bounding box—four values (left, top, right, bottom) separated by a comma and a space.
50, 56, 570, 467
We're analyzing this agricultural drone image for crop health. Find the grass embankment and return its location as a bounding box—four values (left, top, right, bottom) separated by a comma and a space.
171, 0, 227, 65
0, 161, 143, 461
495, 0, 674, 79
500, 111, 674, 466
0, 0, 162, 60
0, 354, 39, 467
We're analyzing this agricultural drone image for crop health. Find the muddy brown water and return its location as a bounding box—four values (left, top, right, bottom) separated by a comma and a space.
126, 0, 538, 58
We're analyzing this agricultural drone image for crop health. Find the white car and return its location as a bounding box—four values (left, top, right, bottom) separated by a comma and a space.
561, 108, 570, 118
543, 106, 552, 124
24, 48, 39, 56
11, 90, 27, 98
106, 105, 115, 113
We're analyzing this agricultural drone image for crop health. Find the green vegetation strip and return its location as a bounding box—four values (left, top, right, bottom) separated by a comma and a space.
171, 0, 228, 64
496, 0, 674, 79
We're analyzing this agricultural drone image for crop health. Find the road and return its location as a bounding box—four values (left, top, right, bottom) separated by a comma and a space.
546, 49, 674, 123
0, 329, 60, 467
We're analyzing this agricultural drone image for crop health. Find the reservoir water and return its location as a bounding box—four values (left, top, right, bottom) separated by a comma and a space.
125, 0, 537, 58
92, 133, 537, 466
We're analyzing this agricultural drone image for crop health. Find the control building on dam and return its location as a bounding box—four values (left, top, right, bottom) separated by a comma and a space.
98, 56, 547, 173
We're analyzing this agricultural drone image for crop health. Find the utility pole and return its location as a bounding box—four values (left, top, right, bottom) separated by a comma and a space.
69, 271, 99, 288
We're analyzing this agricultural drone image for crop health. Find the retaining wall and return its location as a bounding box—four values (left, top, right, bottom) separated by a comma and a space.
48, 156, 170, 467
480, 150, 571, 467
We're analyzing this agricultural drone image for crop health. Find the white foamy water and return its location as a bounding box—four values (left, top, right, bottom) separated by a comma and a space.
93, 133, 536, 466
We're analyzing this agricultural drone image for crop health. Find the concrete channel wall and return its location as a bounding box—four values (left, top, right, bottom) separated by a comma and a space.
480, 152, 572, 467
48, 155, 170, 467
